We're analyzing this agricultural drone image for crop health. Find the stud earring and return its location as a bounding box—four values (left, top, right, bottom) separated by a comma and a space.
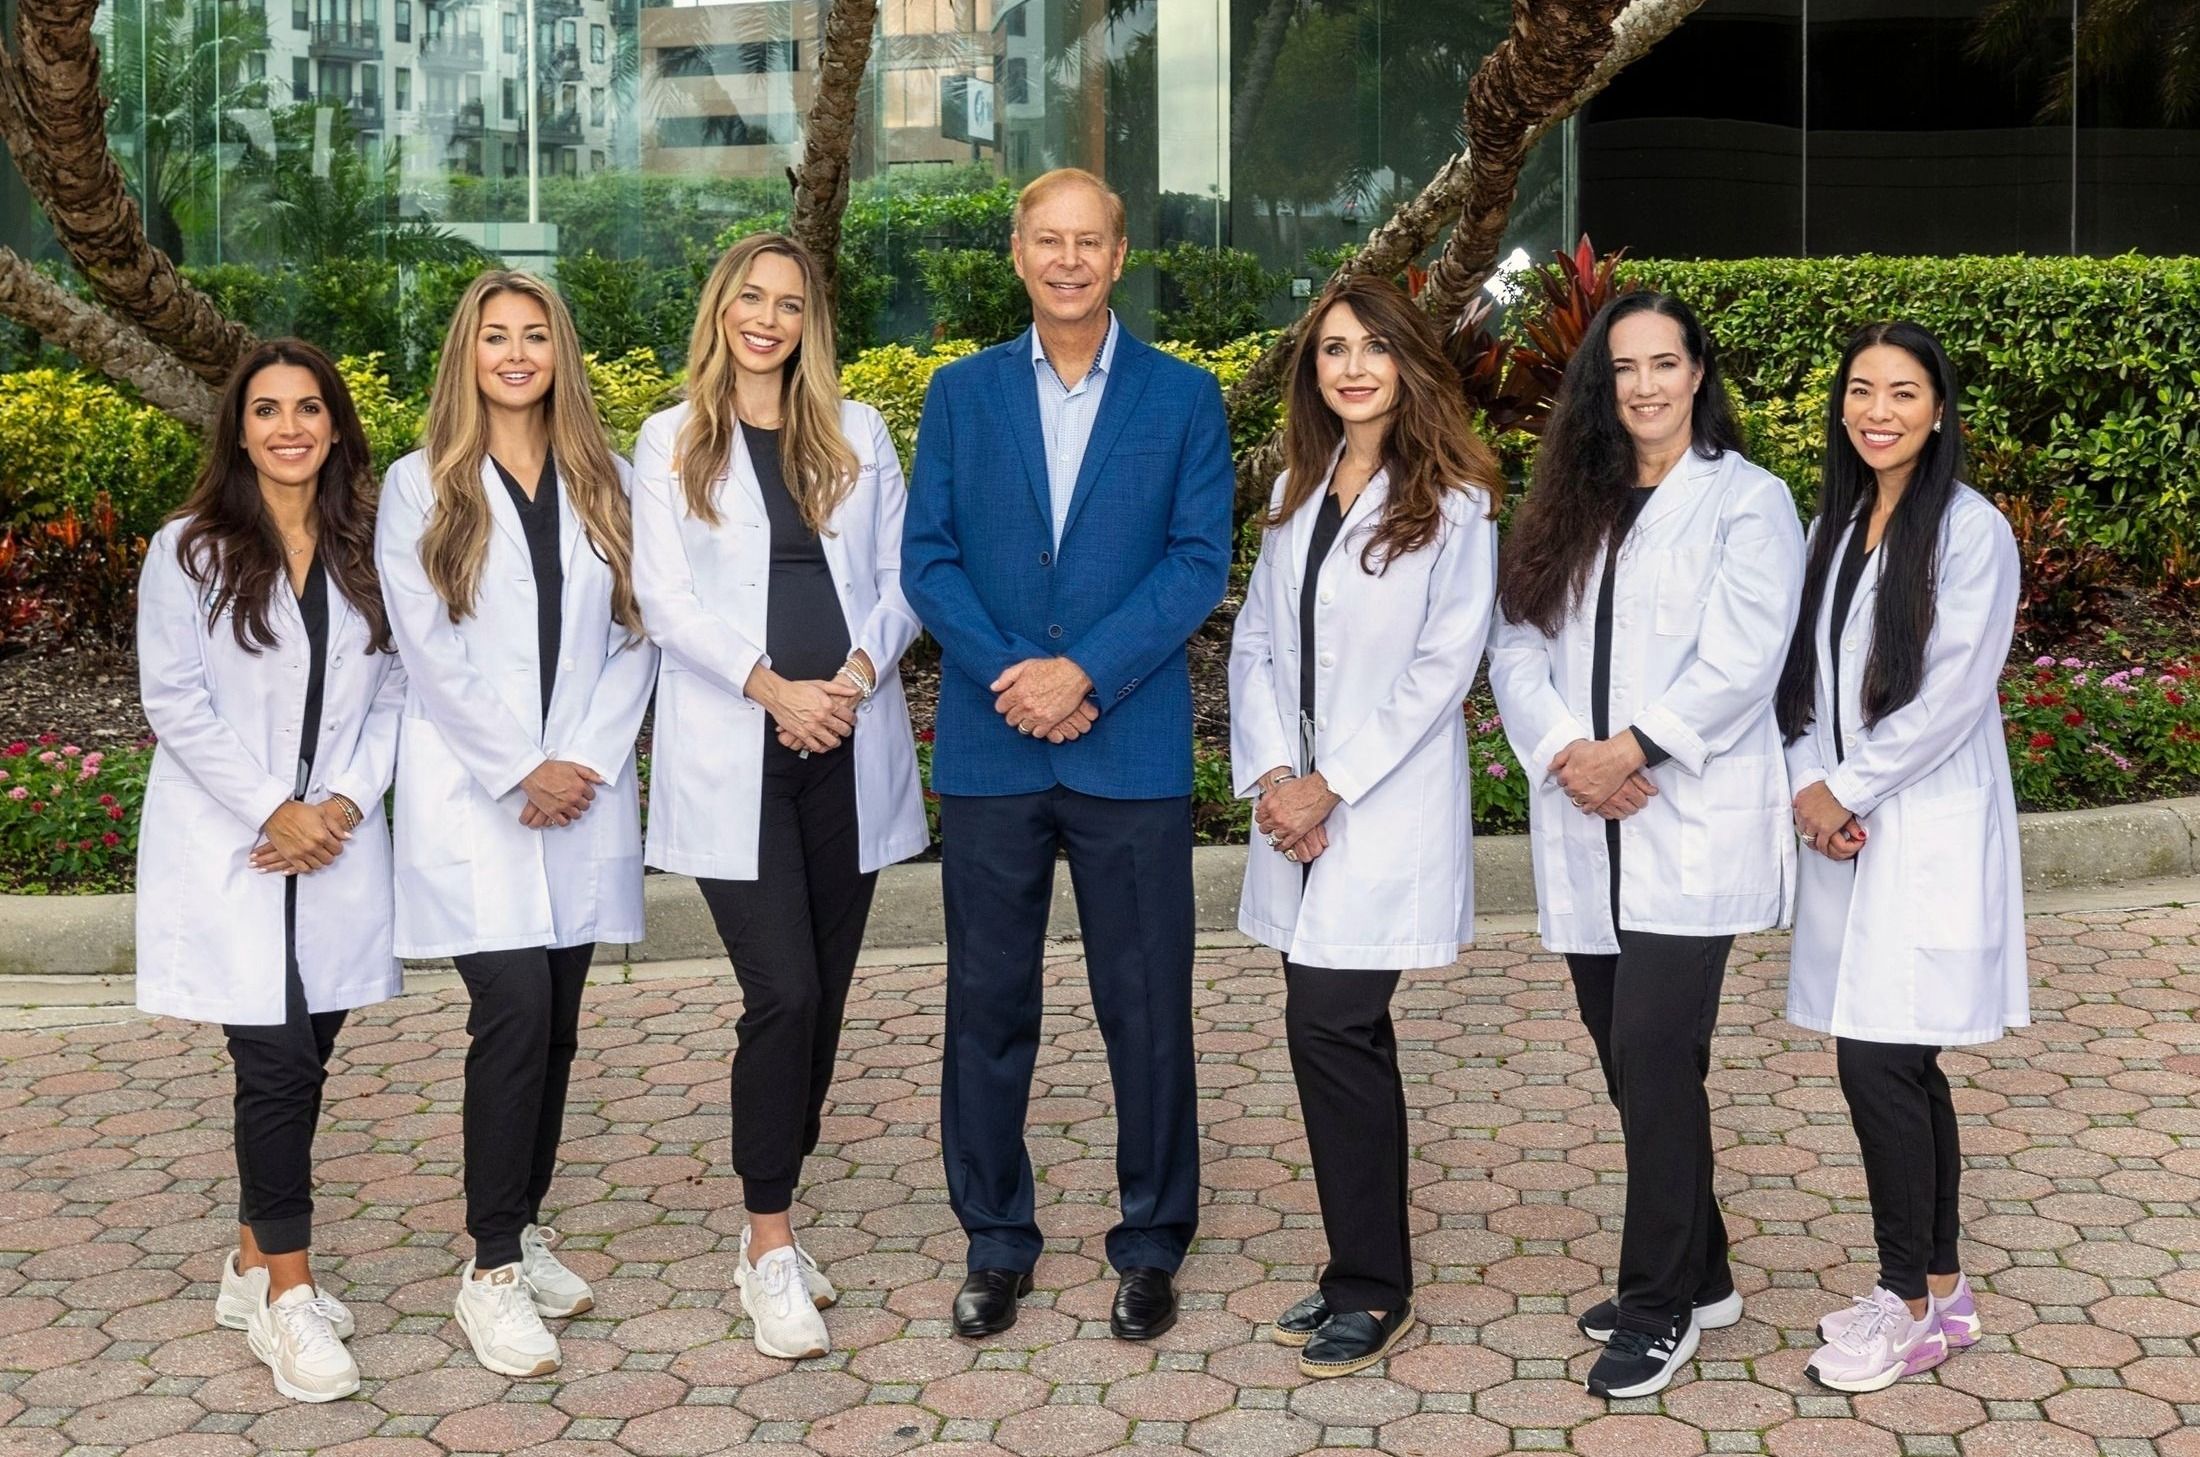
1932, 420, 1943, 433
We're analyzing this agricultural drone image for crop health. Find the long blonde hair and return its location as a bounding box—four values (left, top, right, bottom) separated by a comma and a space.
678, 233, 858, 532
419, 269, 640, 633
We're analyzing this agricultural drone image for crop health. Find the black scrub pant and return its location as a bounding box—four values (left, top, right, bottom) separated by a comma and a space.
453, 941, 593, 1268
698, 737, 877, 1215
224, 880, 347, 1256
1836, 1037, 1963, 1302
1284, 959, 1412, 1312
1566, 930, 1735, 1335
937, 787, 1200, 1277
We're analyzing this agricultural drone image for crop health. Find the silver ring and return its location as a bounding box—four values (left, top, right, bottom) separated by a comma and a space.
1283, 846, 1298, 862
1266, 833, 1280, 849
1017, 723, 1032, 736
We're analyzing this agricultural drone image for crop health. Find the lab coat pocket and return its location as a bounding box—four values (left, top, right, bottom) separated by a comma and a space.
1904, 784, 1998, 951
1654, 546, 1712, 636
1680, 753, 1783, 897
392, 717, 473, 868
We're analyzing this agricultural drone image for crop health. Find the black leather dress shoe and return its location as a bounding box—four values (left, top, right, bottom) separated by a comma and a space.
1270, 1290, 1328, 1347
1110, 1266, 1178, 1341
953, 1268, 1034, 1338
1299, 1303, 1414, 1377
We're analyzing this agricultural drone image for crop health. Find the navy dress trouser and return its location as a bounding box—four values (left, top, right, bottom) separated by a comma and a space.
938, 786, 1201, 1276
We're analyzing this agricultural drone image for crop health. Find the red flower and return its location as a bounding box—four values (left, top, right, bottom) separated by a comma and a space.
106, 805, 124, 820
2027, 732, 2054, 749
2169, 689, 2188, 707
2, 742, 23, 757
101, 832, 120, 847
917, 729, 936, 743
28, 801, 43, 814
35, 733, 56, 746
2063, 711, 2084, 726
75, 839, 91, 851
97, 794, 115, 807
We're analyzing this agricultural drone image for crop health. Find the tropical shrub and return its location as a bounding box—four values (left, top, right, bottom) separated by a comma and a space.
838, 340, 981, 470
1136, 243, 1285, 350
0, 737, 148, 892
0, 370, 199, 538
2001, 657, 2200, 810
915, 248, 1028, 345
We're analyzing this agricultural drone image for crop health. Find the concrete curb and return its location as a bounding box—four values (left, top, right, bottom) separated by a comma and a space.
6, 796, 2195, 976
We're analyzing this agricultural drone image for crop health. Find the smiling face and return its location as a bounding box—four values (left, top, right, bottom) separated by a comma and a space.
1608, 308, 1703, 461
1842, 342, 1941, 484
473, 290, 555, 412
1011, 180, 1127, 331
239, 362, 333, 490
720, 248, 806, 381
1313, 302, 1400, 432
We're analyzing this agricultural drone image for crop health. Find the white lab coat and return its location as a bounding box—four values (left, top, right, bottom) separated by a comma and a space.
1229, 466, 1499, 969
1784, 487, 2028, 1046
630, 399, 928, 879
1488, 448, 1806, 955
135, 519, 405, 1025
375, 450, 658, 959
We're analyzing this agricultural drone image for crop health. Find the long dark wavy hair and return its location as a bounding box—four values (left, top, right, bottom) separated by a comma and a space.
1496, 292, 1743, 635
171, 338, 393, 654
1776, 322, 1964, 739
1274, 274, 1503, 569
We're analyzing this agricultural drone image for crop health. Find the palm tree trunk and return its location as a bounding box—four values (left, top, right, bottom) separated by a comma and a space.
0, 0, 253, 385
1224, 0, 1702, 434
1416, 0, 1701, 323
788, 0, 881, 310
0, 245, 219, 426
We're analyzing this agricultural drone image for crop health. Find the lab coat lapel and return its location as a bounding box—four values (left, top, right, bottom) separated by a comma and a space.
480, 456, 532, 560
553, 454, 583, 576
1629, 446, 1725, 538
724, 424, 770, 524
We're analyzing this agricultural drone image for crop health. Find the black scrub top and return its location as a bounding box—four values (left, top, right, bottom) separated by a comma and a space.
492, 454, 563, 724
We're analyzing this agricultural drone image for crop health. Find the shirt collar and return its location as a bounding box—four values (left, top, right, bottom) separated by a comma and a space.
1031, 311, 1119, 387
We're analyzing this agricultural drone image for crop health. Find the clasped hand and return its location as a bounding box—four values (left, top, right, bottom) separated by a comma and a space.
519, 759, 603, 829
993, 657, 1098, 743
249, 797, 354, 875
1254, 768, 1340, 862
1793, 781, 1866, 861
1551, 736, 1660, 820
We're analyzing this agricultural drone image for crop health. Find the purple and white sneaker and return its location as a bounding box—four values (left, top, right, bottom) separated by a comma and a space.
1933, 1274, 1979, 1349
1805, 1287, 1948, 1393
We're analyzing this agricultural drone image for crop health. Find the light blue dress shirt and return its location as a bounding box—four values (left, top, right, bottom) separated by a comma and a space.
1030, 311, 1120, 548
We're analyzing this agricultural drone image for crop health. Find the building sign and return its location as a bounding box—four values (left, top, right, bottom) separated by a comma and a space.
941, 74, 995, 145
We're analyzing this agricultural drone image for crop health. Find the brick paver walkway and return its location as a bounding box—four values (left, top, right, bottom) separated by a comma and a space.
1, 898, 2198, 1457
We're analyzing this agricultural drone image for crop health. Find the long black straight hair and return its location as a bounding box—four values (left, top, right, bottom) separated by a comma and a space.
1775, 321, 1964, 740
1497, 291, 1744, 635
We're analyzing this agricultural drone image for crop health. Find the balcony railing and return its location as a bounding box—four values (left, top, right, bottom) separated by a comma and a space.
345, 91, 385, 125
418, 31, 485, 67
535, 106, 581, 145
308, 20, 380, 59
429, 97, 486, 133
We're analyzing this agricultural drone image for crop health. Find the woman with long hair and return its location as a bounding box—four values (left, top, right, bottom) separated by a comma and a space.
137, 338, 403, 1403
1229, 274, 1501, 1376
631, 232, 927, 1360
1778, 323, 2024, 1391
376, 270, 656, 1378
1488, 291, 1804, 1398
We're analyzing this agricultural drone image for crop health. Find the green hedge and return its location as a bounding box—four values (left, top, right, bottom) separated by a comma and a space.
1631, 256, 2200, 567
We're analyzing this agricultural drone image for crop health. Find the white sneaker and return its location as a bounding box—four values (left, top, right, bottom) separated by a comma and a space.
246, 1282, 360, 1403
518, 1224, 595, 1318
454, 1260, 562, 1377
741, 1245, 831, 1360
217, 1251, 355, 1339
736, 1226, 838, 1310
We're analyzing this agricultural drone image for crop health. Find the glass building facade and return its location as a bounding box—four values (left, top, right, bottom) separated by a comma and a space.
3, 0, 2194, 343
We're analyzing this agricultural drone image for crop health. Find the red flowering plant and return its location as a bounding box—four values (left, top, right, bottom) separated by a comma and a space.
0, 737, 152, 891
1999, 656, 2200, 810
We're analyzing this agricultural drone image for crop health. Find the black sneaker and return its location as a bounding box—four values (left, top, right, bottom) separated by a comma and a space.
1578, 1288, 1742, 1344
1585, 1314, 1699, 1399
1299, 1303, 1414, 1378
1270, 1290, 1328, 1348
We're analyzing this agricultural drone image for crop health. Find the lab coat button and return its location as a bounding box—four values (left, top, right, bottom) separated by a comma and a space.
1844, 637, 1858, 652
1319, 589, 1333, 605
1316, 716, 1328, 730
1318, 652, 1335, 668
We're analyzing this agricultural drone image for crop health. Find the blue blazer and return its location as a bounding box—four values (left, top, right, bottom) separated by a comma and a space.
902, 326, 1234, 799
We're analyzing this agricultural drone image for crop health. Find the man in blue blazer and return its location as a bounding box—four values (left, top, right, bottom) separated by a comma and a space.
903, 168, 1234, 1342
